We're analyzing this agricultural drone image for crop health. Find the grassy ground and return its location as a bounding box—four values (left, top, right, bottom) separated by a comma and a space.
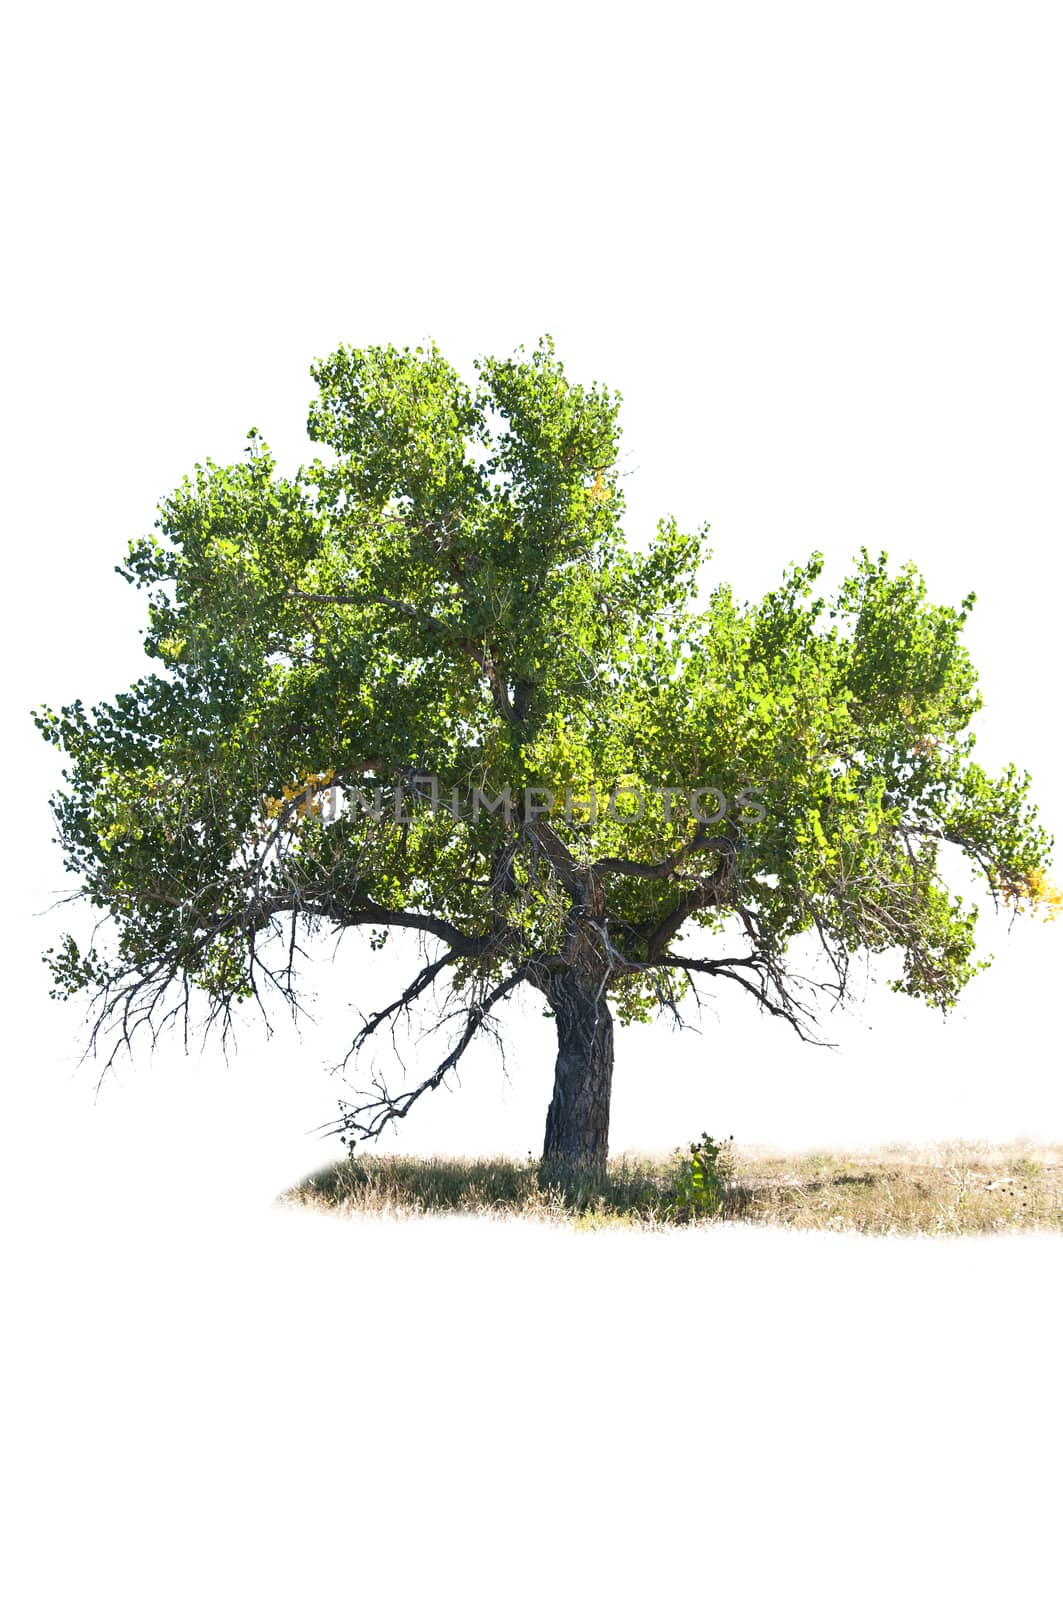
281, 1138, 1063, 1234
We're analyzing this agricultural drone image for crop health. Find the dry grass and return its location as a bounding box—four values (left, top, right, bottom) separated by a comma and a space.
280, 1151, 675, 1231
724, 1139, 1063, 1234
280, 1138, 1063, 1234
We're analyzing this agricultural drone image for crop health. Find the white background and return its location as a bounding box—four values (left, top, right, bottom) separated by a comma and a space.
2, 3, 1061, 1594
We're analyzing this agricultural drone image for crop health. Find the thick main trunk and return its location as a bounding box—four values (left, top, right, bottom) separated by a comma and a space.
541, 972, 614, 1165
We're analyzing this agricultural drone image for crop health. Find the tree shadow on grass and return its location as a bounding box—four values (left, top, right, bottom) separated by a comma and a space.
283, 1151, 726, 1225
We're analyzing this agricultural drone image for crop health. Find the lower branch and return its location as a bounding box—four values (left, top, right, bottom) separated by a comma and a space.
655, 953, 828, 1043
327, 963, 531, 1144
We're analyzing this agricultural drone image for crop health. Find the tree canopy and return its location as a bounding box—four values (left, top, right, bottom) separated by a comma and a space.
36, 335, 1057, 1162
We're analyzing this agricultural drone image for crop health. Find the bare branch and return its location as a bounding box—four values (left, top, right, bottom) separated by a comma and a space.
325, 964, 531, 1144
656, 953, 828, 1043
347, 951, 457, 1053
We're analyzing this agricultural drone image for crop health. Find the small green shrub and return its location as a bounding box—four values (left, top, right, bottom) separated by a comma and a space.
661, 1133, 734, 1223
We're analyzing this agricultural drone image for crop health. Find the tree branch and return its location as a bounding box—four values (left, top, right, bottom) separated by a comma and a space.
326, 964, 531, 1144
591, 822, 730, 885
641, 835, 741, 959
524, 816, 587, 898
655, 953, 825, 1042
347, 951, 458, 1052
336, 897, 500, 958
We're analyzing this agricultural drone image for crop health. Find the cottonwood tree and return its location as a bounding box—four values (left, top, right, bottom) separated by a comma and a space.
37, 336, 1057, 1165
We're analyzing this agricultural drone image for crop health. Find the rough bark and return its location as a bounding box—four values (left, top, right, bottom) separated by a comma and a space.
541, 970, 614, 1165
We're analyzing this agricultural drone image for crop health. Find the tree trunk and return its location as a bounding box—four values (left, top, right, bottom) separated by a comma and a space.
541, 971, 614, 1166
